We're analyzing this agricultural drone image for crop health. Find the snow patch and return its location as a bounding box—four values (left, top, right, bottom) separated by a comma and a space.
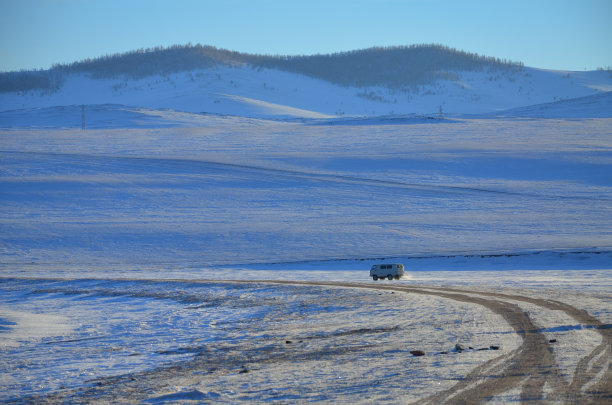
0, 309, 73, 348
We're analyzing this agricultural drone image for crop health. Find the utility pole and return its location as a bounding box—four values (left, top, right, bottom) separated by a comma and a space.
81, 105, 85, 130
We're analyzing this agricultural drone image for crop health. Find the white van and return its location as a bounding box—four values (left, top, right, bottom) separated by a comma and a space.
370, 263, 404, 280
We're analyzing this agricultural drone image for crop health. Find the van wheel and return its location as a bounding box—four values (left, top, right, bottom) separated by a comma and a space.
394, 275, 400, 280
387, 275, 393, 280
372, 275, 378, 281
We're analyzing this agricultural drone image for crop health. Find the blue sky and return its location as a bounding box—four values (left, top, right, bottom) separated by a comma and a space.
1, 0, 611, 72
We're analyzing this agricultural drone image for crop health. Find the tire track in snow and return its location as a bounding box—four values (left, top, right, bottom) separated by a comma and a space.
272, 281, 561, 403
259, 280, 610, 403
430, 286, 612, 404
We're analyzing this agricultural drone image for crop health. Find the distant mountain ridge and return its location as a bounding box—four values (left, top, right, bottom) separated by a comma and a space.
0, 43, 522, 94
1, 43, 611, 118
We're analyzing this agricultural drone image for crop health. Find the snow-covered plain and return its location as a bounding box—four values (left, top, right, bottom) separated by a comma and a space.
1, 69, 612, 402
1, 108, 611, 270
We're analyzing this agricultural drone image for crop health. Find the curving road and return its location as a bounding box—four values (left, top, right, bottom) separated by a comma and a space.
262, 280, 612, 404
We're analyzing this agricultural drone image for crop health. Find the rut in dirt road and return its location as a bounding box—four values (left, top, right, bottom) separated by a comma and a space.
426, 286, 612, 404
403, 290, 561, 404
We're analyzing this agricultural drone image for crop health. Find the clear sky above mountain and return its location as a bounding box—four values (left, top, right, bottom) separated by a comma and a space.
1, 0, 611, 72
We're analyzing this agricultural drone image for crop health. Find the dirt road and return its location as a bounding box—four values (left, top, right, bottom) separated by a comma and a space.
261, 280, 612, 404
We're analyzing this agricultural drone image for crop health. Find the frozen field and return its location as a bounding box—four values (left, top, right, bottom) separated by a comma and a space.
1, 107, 612, 402
1, 109, 611, 270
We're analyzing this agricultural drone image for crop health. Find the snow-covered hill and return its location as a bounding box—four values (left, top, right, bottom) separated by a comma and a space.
488, 90, 612, 118
1, 64, 611, 119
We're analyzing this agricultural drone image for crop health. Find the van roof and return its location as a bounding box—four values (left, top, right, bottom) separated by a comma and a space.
373, 263, 403, 266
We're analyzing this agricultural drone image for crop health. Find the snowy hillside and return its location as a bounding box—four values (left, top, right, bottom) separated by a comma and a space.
489, 90, 612, 118
1, 44, 611, 117
1, 65, 611, 118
